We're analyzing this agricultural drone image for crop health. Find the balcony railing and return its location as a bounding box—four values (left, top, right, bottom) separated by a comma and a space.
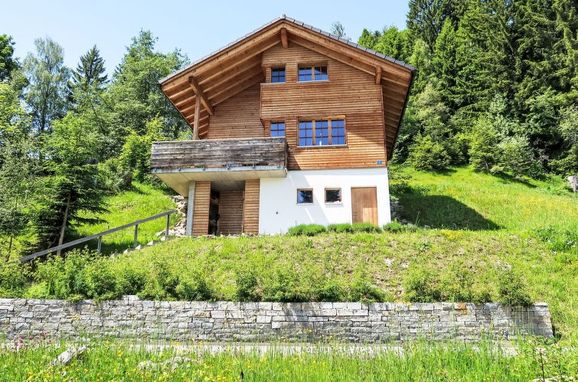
151, 137, 288, 174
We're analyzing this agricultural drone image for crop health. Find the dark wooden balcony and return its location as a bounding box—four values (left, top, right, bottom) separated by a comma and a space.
151, 137, 288, 195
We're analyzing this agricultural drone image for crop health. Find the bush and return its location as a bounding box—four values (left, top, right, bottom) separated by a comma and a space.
497, 269, 532, 306
404, 265, 442, 302
235, 268, 262, 301
0, 261, 29, 297
33, 249, 93, 300
383, 220, 417, 233
327, 223, 354, 233
351, 223, 382, 233
287, 224, 327, 236
350, 273, 388, 302
409, 135, 451, 171
175, 274, 213, 301
117, 268, 147, 296
317, 280, 346, 301
83, 263, 121, 301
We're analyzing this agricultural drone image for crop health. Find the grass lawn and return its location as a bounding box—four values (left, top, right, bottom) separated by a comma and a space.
1, 340, 575, 382
74, 182, 179, 254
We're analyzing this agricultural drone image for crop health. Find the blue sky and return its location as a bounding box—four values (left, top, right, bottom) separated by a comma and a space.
4, 1, 409, 74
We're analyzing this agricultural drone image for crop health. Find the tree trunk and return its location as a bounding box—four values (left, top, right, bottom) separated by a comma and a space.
56, 193, 72, 256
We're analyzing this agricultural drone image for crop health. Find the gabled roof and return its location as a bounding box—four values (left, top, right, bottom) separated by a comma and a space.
160, 15, 415, 158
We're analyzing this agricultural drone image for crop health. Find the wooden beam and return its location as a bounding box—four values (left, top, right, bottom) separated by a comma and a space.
193, 97, 201, 140
280, 28, 288, 48
375, 67, 382, 85
189, 76, 214, 116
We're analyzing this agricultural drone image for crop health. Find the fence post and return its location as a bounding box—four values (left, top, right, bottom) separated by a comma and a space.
97, 236, 102, 253
134, 224, 139, 248
165, 213, 170, 238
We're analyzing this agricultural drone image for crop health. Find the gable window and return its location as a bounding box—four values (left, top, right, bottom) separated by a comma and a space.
298, 119, 346, 147
270, 122, 285, 137
297, 189, 313, 204
298, 65, 328, 82
271, 67, 286, 83
325, 188, 342, 203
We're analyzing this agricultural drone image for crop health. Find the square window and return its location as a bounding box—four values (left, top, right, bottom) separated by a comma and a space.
297, 189, 313, 204
270, 122, 285, 137
271, 67, 285, 83
325, 188, 342, 203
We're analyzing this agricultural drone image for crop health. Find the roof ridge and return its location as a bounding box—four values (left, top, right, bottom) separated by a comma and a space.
159, 15, 415, 85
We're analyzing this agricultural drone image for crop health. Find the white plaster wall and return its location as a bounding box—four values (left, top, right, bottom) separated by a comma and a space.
259, 168, 391, 234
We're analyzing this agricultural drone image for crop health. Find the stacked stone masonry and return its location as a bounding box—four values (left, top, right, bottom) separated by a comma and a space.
0, 297, 553, 342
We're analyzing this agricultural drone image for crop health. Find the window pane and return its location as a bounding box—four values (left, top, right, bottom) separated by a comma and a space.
314, 66, 328, 81
331, 119, 345, 145
270, 122, 285, 137
298, 121, 313, 146
297, 189, 313, 204
271, 67, 285, 83
315, 120, 329, 146
298, 67, 313, 81
325, 189, 342, 203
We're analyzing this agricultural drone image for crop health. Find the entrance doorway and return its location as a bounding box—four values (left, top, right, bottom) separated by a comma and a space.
351, 187, 378, 225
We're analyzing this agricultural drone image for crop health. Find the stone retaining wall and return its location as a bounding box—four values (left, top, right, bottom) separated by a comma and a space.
0, 297, 553, 342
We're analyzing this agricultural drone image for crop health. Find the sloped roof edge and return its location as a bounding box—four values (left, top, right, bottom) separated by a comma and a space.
159, 15, 415, 85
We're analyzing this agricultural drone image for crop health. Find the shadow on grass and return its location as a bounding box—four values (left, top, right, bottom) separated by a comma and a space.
492, 172, 537, 189
398, 189, 500, 230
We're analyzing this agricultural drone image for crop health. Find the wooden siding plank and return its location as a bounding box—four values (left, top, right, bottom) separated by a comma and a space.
208, 85, 264, 139
192, 181, 211, 236
243, 179, 260, 234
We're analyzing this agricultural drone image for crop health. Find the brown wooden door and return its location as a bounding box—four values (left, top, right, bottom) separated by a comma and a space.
351, 187, 378, 225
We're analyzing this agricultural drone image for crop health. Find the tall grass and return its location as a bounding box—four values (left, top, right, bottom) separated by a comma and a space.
1, 339, 575, 382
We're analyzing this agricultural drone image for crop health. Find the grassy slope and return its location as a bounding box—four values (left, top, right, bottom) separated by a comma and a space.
75, 183, 178, 253
67, 166, 576, 341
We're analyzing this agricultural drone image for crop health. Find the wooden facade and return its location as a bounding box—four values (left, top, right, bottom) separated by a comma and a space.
153, 16, 415, 236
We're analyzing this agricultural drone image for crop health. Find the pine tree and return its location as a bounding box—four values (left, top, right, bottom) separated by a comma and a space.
70, 45, 108, 93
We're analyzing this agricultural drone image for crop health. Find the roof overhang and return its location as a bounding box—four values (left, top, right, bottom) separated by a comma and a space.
160, 15, 415, 159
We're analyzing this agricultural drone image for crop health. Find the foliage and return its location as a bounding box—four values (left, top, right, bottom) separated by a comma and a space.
497, 269, 532, 306
287, 224, 327, 236
408, 134, 451, 171
22, 37, 70, 135
383, 220, 417, 233
0, 34, 18, 81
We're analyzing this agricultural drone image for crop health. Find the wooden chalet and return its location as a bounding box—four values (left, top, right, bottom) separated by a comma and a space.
152, 16, 415, 235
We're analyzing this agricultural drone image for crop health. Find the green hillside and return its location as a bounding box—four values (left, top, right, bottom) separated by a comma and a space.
6, 166, 575, 344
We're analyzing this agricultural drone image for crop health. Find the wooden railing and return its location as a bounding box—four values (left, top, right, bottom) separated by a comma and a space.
151, 137, 288, 172
20, 210, 177, 263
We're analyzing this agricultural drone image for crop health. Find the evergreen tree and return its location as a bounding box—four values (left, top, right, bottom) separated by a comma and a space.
69, 45, 108, 94
431, 20, 458, 111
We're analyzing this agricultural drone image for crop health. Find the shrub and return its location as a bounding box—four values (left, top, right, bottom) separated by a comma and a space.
0, 261, 29, 297
33, 249, 93, 300
83, 263, 121, 301
404, 265, 442, 302
175, 274, 213, 301
409, 135, 451, 171
351, 223, 382, 233
263, 269, 312, 302
383, 220, 417, 233
117, 268, 147, 296
287, 224, 327, 236
235, 268, 262, 301
317, 280, 346, 301
350, 274, 388, 302
327, 223, 354, 233
497, 269, 532, 306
